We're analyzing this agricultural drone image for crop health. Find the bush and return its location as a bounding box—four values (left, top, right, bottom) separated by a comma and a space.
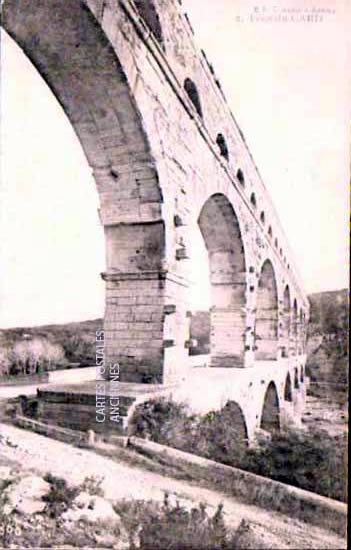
115, 494, 241, 550
80, 475, 105, 496
131, 398, 347, 502
247, 429, 347, 502
42, 473, 80, 517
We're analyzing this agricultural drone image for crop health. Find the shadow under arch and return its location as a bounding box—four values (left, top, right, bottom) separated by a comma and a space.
292, 299, 298, 356
222, 401, 249, 446
254, 259, 279, 361
261, 381, 280, 433
282, 285, 291, 358
294, 367, 299, 389
300, 365, 304, 383
134, 0, 165, 47
284, 372, 293, 402
2, 0, 166, 381
198, 193, 247, 367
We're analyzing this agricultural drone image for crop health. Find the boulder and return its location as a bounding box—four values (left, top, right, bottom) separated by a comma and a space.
4, 475, 51, 515
62, 493, 119, 523
0, 466, 12, 481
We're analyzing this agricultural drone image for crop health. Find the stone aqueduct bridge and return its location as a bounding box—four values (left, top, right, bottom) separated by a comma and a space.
3, 0, 309, 440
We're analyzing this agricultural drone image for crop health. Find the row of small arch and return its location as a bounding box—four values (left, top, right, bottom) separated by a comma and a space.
284, 367, 305, 402
182, 77, 290, 269
227, 370, 305, 442
134, 1, 292, 271
184, 78, 291, 269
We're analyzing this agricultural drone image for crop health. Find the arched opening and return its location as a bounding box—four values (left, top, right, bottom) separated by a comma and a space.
284, 372, 292, 402
134, 0, 164, 47
301, 310, 307, 352
184, 78, 203, 118
1, 31, 105, 329
300, 365, 304, 383
216, 133, 229, 161
254, 260, 278, 361
268, 226, 273, 238
2, 0, 166, 382
282, 285, 291, 358
260, 211, 265, 224
261, 381, 280, 433
198, 193, 247, 367
298, 307, 304, 354
294, 367, 299, 389
223, 401, 249, 446
274, 238, 278, 248
250, 193, 257, 208
292, 299, 298, 356
236, 169, 245, 186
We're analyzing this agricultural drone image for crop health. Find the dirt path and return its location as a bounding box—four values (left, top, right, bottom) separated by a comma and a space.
0, 423, 346, 550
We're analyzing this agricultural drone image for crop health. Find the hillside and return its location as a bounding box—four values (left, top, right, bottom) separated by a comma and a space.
0, 319, 102, 376
306, 289, 348, 405
0, 288, 348, 391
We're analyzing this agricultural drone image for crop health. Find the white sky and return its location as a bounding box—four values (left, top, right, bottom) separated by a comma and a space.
0, 0, 350, 328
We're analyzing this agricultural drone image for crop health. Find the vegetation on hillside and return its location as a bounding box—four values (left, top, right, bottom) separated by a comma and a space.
131, 398, 347, 503
0, 319, 101, 377
306, 289, 348, 405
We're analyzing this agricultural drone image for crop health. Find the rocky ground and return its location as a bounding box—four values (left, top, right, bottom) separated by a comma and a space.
0, 423, 346, 550
302, 393, 347, 437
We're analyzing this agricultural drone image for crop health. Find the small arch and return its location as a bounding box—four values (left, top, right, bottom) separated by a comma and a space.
268, 226, 272, 238
184, 78, 203, 118
134, 0, 164, 47
198, 193, 247, 367
279, 248, 283, 256
282, 285, 291, 357
300, 366, 304, 383
299, 308, 304, 325
294, 367, 299, 389
254, 259, 279, 360
237, 169, 245, 186
261, 381, 280, 433
216, 133, 229, 161
284, 372, 292, 402
274, 238, 278, 248
260, 211, 265, 224
293, 299, 298, 336
222, 401, 249, 446
250, 193, 257, 208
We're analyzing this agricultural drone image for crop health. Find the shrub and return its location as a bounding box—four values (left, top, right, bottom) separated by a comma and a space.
131, 399, 347, 502
0, 349, 11, 377
42, 473, 80, 517
80, 475, 105, 496
246, 428, 348, 502
115, 494, 241, 550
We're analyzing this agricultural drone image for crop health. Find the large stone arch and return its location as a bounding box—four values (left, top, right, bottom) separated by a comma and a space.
254, 260, 279, 361
2, 0, 168, 382
198, 193, 247, 367
260, 381, 280, 433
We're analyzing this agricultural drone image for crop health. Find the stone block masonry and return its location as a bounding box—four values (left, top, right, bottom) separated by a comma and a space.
2, 0, 309, 437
